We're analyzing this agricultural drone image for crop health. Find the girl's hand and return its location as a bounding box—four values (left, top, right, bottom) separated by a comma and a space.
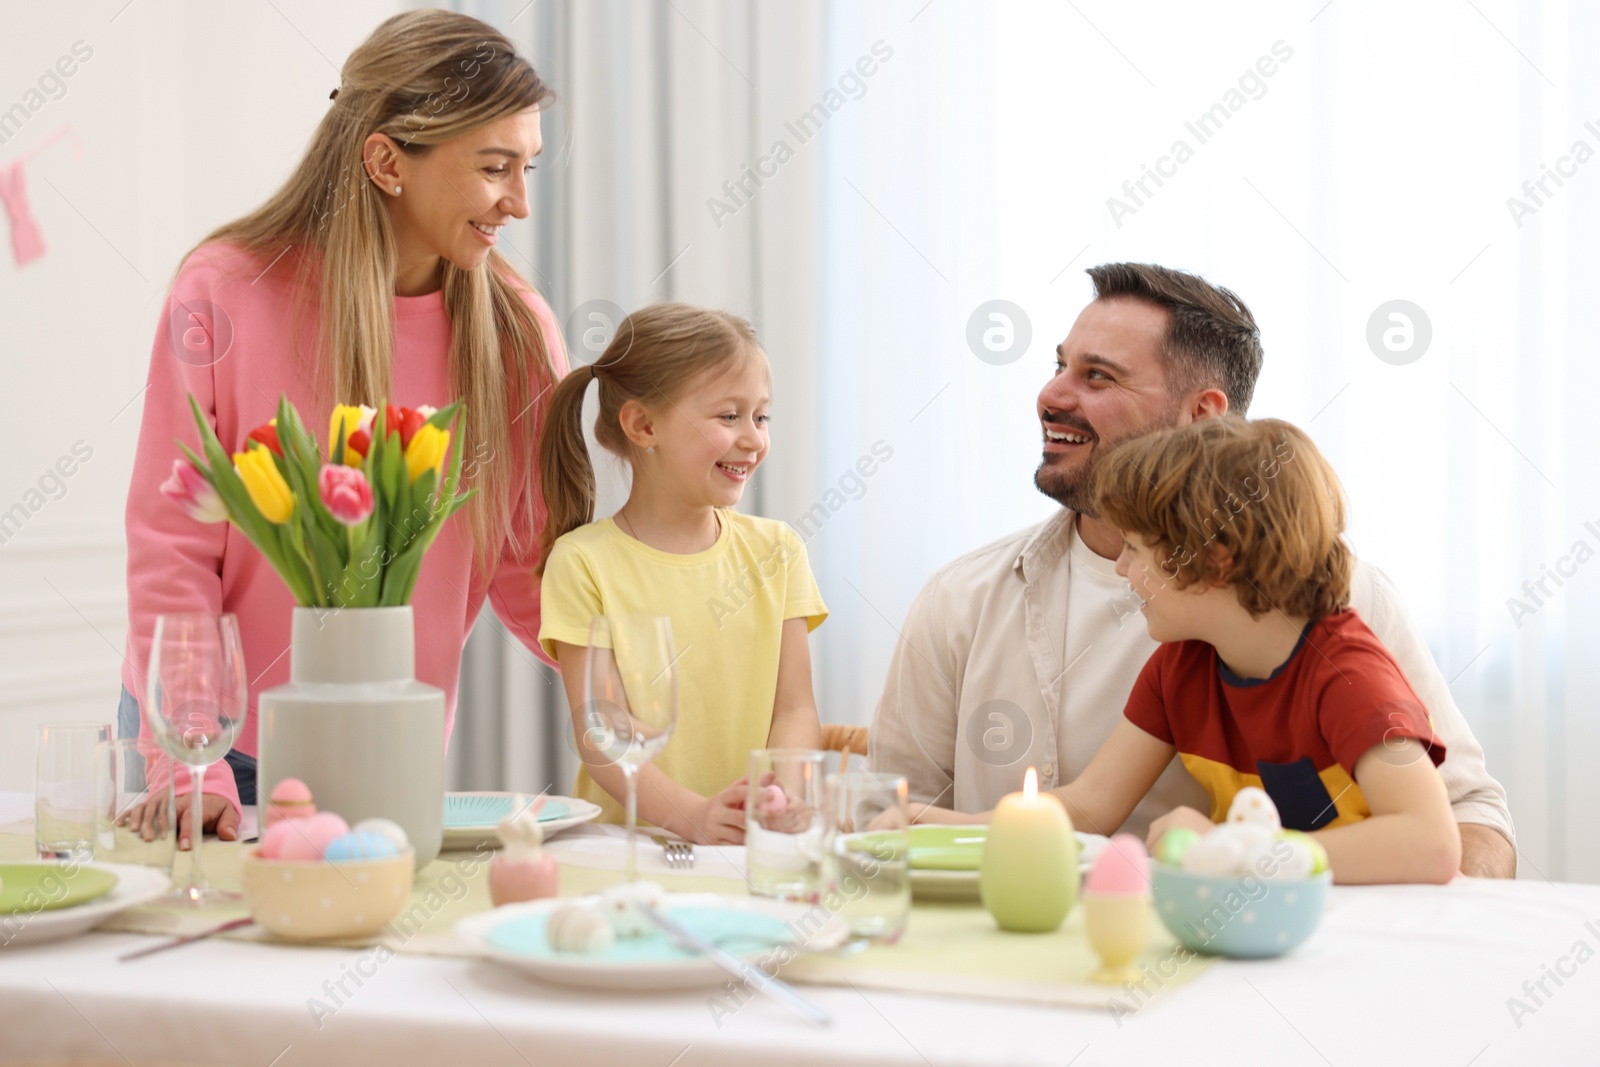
1144, 805, 1215, 855
691, 781, 749, 845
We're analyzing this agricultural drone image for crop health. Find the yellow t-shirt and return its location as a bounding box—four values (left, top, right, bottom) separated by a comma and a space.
538, 509, 828, 823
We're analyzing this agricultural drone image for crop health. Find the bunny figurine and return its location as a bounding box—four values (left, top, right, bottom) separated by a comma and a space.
488, 796, 560, 906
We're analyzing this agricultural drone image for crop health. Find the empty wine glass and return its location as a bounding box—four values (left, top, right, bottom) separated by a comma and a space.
145, 612, 248, 905
582, 614, 678, 882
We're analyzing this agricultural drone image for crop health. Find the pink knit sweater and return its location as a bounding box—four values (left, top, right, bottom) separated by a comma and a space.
121, 242, 566, 812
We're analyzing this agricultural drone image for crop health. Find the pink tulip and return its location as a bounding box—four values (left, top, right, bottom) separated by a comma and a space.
318, 464, 373, 526
159, 460, 228, 523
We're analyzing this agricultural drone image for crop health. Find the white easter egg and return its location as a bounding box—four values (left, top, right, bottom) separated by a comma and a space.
1245, 837, 1314, 881
351, 818, 410, 852
1226, 787, 1282, 831
546, 904, 615, 954
1181, 831, 1248, 877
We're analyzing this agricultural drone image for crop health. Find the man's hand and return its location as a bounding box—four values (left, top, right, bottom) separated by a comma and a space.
1458, 822, 1516, 879
1144, 805, 1215, 854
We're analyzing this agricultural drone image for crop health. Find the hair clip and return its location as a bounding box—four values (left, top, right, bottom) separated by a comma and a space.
329, 87, 340, 100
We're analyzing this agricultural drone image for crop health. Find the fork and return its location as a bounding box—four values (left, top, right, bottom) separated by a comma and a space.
652, 835, 696, 870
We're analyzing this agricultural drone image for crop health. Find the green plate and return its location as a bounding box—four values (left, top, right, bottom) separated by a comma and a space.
0, 864, 118, 913
907, 825, 988, 871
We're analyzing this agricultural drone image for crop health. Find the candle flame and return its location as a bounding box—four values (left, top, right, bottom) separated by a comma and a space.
1023, 766, 1037, 799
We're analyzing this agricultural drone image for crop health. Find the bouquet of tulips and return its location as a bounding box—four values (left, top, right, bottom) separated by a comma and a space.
160, 394, 473, 607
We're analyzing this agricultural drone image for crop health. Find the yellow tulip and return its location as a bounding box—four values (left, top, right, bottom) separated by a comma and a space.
328, 404, 367, 467
234, 446, 295, 524
404, 424, 450, 484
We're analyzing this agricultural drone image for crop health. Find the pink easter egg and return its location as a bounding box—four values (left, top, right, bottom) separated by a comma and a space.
489, 854, 560, 906
258, 819, 299, 860
1084, 833, 1151, 896
270, 811, 349, 861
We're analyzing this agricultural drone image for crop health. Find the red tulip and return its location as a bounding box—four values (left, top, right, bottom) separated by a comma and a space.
385, 404, 427, 449
317, 465, 374, 526
246, 421, 284, 457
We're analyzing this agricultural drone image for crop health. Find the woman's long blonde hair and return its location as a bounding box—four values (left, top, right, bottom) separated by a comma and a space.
538, 303, 761, 569
177, 9, 557, 573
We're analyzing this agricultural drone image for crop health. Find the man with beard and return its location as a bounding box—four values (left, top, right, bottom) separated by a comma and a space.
868, 262, 1516, 877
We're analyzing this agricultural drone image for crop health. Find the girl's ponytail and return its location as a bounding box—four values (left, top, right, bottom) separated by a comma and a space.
537, 365, 597, 571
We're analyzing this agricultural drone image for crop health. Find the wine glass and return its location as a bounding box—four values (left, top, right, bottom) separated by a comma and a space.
145, 612, 249, 905
582, 614, 678, 882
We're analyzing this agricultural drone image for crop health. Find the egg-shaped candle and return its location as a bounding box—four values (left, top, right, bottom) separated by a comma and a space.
1082, 833, 1152, 984
978, 768, 1079, 933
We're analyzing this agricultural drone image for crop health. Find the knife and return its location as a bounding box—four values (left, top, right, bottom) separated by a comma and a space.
119, 917, 256, 961
638, 903, 831, 1027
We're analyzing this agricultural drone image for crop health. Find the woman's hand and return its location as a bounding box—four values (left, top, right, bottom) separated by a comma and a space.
122, 792, 240, 850
1144, 805, 1214, 854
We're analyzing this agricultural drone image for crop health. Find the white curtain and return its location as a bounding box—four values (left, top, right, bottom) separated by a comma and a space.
810, 0, 1598, 882
451, 0, 1598, 885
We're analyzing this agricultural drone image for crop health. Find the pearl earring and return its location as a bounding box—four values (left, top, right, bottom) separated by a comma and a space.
393, 185, 401, 195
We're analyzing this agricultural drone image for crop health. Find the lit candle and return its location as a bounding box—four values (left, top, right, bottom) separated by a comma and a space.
979, 767, 1080, 933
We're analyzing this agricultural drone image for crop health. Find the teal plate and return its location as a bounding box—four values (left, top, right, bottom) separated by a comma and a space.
444, 794, 570, 829
487, 906, 793, 963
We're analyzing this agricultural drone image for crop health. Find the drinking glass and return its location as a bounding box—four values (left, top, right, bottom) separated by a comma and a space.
746, 749, 826, 900
95, 738, 178, 877
145, 612, 248, 905
35, 722, 111, 859
824, 772, 911, 944
582, 614, 679, 882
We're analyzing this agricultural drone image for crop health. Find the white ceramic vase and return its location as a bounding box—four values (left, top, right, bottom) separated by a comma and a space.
256, 606, 445, 868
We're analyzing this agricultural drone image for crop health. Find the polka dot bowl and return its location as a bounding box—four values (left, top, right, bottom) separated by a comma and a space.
1150, 863, 1331, 959
241, 845, 415, 941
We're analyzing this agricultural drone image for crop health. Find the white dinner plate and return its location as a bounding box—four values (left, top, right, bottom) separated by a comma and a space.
441, 792, 602, 851
456, 892, 849, 991
1, 862, 171, 948
908, 832, 1108, 903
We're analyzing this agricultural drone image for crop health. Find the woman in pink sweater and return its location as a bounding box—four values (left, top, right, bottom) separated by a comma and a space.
119, 11, 566, 848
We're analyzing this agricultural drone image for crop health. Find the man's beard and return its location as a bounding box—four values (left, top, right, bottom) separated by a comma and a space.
1034, 406, 1184, 515
1034, 449, 1099, 515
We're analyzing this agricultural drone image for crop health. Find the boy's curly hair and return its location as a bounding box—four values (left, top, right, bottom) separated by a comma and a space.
1093, 416, 1352, 620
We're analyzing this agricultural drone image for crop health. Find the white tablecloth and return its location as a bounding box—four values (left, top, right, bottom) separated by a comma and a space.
1, 793, 1595, 1066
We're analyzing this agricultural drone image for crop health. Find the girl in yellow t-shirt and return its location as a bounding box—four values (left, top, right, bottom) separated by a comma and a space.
536, 302, 828, 844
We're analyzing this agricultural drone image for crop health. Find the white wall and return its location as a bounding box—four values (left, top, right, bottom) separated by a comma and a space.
0, 0, 405, 790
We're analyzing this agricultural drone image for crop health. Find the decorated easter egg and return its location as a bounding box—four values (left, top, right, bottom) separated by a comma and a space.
1181, 830, 1248, 877
352, 818, 410, 852
1275, 830, 1329, 875
1226, 787, 1282, 831
323, 830, 401, 863
264, 778, 316, 829
1084, 833, 1150, 896
598, 880, 667, 938
1155, 827, 1200, 867
546, 904, 615, 954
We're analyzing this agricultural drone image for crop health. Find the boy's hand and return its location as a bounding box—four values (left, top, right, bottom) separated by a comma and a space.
1144, 805, 1215, 854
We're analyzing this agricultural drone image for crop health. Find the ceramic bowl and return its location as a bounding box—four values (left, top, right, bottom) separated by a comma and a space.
1151, 863, 1330, 959
240, 845, 414, 940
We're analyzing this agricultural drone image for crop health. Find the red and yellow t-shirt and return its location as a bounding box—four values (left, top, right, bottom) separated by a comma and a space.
1124, 609, 1446, 831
